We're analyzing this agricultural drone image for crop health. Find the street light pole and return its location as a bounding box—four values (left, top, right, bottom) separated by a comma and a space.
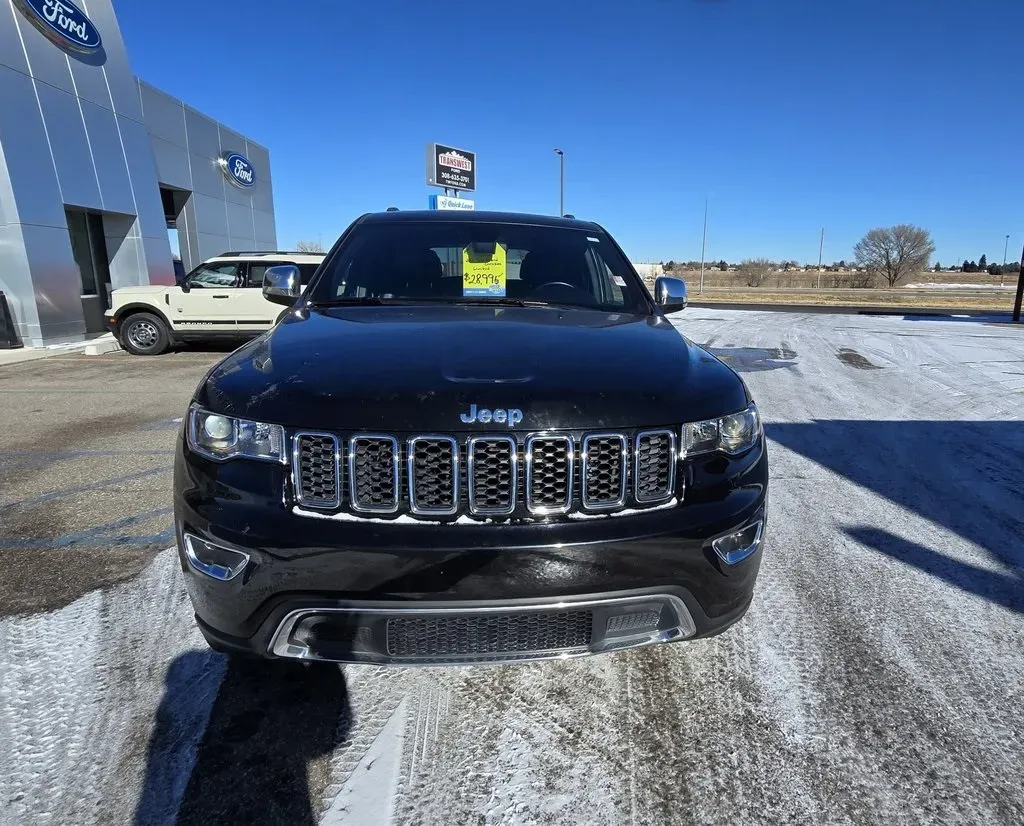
1003, 234, 1010, 287
698, 198, 708, 295
817, 227, 824, 289
554, 149, 564, 216
1013, 242, 1024, 323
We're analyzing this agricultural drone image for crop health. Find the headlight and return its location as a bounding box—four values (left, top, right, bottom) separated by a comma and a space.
187, 406, 285, 463
682, 403, 761, 457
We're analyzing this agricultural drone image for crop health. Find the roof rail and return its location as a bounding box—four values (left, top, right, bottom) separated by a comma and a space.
215, 250, 323, 257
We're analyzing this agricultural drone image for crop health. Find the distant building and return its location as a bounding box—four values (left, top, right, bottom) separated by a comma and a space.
632, 262, 664, 279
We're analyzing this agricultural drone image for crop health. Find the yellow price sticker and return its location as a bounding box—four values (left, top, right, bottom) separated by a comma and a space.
462, 243, 507, 297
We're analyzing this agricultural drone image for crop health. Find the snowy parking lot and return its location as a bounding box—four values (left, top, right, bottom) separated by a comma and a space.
1, 309, 1022, 825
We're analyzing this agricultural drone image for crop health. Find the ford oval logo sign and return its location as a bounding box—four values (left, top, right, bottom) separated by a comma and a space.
13, 0, 102, 55
220, 152, 256, 189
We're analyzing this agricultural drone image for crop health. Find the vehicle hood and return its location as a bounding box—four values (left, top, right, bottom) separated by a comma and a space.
195, 306, 750, 431
110, 285, 171, 305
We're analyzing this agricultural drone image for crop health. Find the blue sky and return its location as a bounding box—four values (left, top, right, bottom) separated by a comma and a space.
117, 0, 1023, 268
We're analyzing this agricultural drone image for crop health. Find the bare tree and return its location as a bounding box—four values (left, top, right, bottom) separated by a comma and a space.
294, 239, 324, 253
739, 258, 775, 288
853, 225, 935, 288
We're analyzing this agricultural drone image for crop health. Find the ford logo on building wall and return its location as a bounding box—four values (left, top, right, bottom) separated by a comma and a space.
13, 0, 103, 55
220, 152, 256, 189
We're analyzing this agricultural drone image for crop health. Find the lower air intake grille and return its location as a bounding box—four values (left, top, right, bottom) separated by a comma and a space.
294, 434, 339, 508
386, 610, 594, 658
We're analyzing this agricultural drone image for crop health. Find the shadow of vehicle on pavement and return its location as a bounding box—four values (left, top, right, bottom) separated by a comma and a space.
133, 651, 351, 826
767, 419, 1024, 613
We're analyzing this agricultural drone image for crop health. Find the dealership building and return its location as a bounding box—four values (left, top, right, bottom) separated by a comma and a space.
0, 0, 277, 347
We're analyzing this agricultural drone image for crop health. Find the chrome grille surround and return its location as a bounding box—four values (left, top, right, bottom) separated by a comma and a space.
581, 433, 628, 510
467, 436, 517, 516
634, 429, 677, 504
407, 436, 459, 516
525, 434, 574, 514
292, 432, 341, 509
348, 435, 400, 513
292, 428, 678, 520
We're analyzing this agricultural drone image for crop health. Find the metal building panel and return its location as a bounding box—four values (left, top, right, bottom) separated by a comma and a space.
225, 200, 254, 245
20, 222, 85, 340
196, 231, 230, 263
105, 231, 144, 290
149, 135, 192, 190
0, 66, 66, 228
191, 192, 229, 238
141, 234, 175, 286
70, 0, 143, 121
0, 0, 30, 76
79, 98, 133, 214
36, 81, 102, 209
116, 114, 165, 238
65, 52, 114, 115
178, 195, 201, 272
188, 151, 225, 199
13, 8, 74, 95
0, 224, 41, 337
138, 80, 187, 148
183, 106, 219, 159
250, 175, 274, 214
252, 209, 277, 245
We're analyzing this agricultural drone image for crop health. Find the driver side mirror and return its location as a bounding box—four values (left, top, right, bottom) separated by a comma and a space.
180, 281, 190, 293
654, 276, 687, 313
263, 265, 301, 306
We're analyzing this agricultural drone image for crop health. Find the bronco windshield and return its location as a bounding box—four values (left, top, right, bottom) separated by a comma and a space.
305, 221, 652, 313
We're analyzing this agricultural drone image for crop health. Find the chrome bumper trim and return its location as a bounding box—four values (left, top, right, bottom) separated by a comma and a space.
267, 593, 697, 666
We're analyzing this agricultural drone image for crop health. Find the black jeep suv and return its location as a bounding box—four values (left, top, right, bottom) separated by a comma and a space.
173, 211, 768, 666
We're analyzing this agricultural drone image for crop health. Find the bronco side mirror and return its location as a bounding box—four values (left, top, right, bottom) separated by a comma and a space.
654, 276, 687, 314
263, 265, 301, 307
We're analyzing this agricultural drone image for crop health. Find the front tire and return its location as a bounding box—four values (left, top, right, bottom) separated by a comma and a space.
120, 312, 170, 355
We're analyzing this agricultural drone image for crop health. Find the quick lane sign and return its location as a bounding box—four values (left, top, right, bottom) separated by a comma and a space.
428, 194, 475, 210
426, 143, 476, 192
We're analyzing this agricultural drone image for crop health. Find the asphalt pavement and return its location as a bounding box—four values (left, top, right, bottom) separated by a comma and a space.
1, 313, 1022, 826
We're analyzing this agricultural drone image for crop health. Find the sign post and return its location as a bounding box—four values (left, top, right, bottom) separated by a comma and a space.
1013, 243, 1024, 323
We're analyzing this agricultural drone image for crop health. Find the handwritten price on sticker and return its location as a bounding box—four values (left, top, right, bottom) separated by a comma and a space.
465, 272, 500, 286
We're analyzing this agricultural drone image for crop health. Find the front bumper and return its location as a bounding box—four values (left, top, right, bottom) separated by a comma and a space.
174, 436, 768, 665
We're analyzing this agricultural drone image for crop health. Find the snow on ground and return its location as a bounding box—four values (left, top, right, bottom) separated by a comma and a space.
1, 309, 1022, 825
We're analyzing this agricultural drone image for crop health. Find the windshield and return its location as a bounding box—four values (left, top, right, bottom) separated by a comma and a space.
306, 221, 651, 313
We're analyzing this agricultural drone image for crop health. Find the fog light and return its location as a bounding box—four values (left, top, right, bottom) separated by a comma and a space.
183, 534, 250, 581
711, 519, 764, 565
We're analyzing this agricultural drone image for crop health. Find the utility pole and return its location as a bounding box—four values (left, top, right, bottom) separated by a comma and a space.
554, 149, 564, 216
816, 227, 824, 289
698, 198, 708, 295
1003, 234, 1010, 287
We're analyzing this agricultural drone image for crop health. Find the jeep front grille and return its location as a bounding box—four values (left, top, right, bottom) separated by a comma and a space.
525, 435, 573, 513
634, 430, 676, 503
582, 434, 628, 509
349, 436, 399, 513
468, 436, 517, 515
292, 433, 340, 508
408, 436, 458, 515
293, 428, 680, 521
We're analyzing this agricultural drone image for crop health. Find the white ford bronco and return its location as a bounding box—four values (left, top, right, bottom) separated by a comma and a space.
105, 251, 324, 355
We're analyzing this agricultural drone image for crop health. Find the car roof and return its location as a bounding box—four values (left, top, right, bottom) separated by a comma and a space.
359, 210, 604, 231
206, 251, 325, 263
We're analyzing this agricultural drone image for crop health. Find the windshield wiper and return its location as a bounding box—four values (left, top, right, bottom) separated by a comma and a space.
309, 297, 386, 306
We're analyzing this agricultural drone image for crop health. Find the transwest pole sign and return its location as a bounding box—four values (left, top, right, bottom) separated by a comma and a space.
426, 143, 476, 193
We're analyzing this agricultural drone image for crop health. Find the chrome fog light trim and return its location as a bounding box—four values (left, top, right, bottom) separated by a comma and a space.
711, 518, 764, 565
182, 533, 250, 581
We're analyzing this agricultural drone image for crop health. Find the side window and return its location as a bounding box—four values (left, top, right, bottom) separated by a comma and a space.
187, 263, 241, 288
586, 247, 626, 306
247, 262, 279, 288
298, 264, 320, 285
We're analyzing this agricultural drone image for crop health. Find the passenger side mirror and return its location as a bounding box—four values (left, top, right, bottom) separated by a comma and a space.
654, 276, 687, 313
180, 281, 191, 293
263, 265, 301, 306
